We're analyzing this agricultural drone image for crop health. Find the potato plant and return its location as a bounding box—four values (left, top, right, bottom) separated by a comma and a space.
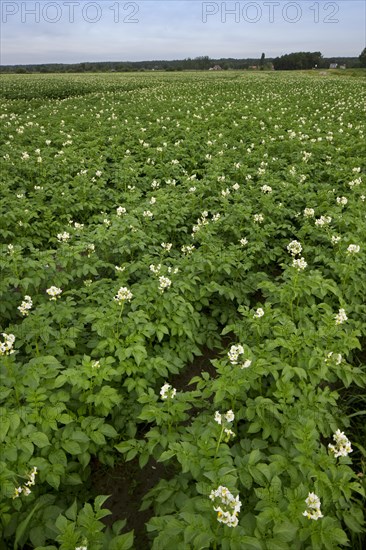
0, 70, 365, 549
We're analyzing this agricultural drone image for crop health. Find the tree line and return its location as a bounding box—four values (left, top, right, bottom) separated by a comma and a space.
0, 53, 363, 74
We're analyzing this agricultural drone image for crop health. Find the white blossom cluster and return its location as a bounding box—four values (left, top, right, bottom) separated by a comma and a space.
209, 486, 241, 528
287, 240, 302, 256
254, 308, 264, 318
150, 264, 161, 274
161, 242, 172, 251
227, 345, 251, 368
303, 492, 323, 521
315, 215, 332, 226
214, 410, 235, 425
181, 244, 195, 255
261, 184, 272, 194
0, 332, 15, 356
336, 196, 348, 206
215, 409, 236, 439
347, 244, 360, 254
348, 177, 362, 188
13, 467, 38, 499
328, 429, 353, 458
331, 235, 341, 245
240, 238, 248, 247
160, 383, 176, 400
57, 231, 71, 242
292, 257, 307, 271
335, 308, 348, 325
253, 213, 264, 224
86, 244, 95, 256
114, 286, 133, 304
192, 211, 209, 236
325, 352, 342, 365
116, 206, 126, 216
18, 295, 33, 316
303, 208, 315, 218
158, 276, 172, 293
228, 344, 244, 365
46, 286, 62, 301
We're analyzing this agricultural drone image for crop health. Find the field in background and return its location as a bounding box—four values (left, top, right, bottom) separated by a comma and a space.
0, 71, 365, 550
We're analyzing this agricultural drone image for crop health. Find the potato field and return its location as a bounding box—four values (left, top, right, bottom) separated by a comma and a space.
0, 70, 365, 550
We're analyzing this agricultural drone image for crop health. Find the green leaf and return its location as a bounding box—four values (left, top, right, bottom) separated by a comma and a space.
157, 450, 176, 462
90, 431, 106, 445
343, 511, 363, 534
248, 449, 262, 465
0, 417, 10, 442
55, 514, 68, 532
273, 521, 298, 542
49, 449, 67, 466
266, 539, 290, 550
240, 536, 263, 549
239, 470, 253, 490
193, 531, 214, 548
65, 499, 78, 521
61, 440, 82, 455
94, 494, 111, 510
70, 430, 90, 443
46, 472, 60, 489
29, 524, 49, 549
30, 432, 51, 448
109, 530, 134, 550
14, 500, 45, 549
115, 441, 134, 455
64, 473, 83, 485
99, 423, 118, 438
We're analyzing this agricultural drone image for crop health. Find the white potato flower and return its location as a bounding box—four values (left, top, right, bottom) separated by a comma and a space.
160, 383, 176, 400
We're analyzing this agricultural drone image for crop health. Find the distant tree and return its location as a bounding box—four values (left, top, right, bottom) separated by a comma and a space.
194, 56, 211, 70
359, 47, 366, 67
259, 52, 265, 70
273, 51, 322, 70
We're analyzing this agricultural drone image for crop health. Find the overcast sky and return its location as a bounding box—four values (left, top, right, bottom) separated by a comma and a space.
1, 1, 365, 64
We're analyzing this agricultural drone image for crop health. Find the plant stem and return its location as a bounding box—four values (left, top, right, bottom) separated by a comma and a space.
116, 303, 124, 339
214, 425, 225, 459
